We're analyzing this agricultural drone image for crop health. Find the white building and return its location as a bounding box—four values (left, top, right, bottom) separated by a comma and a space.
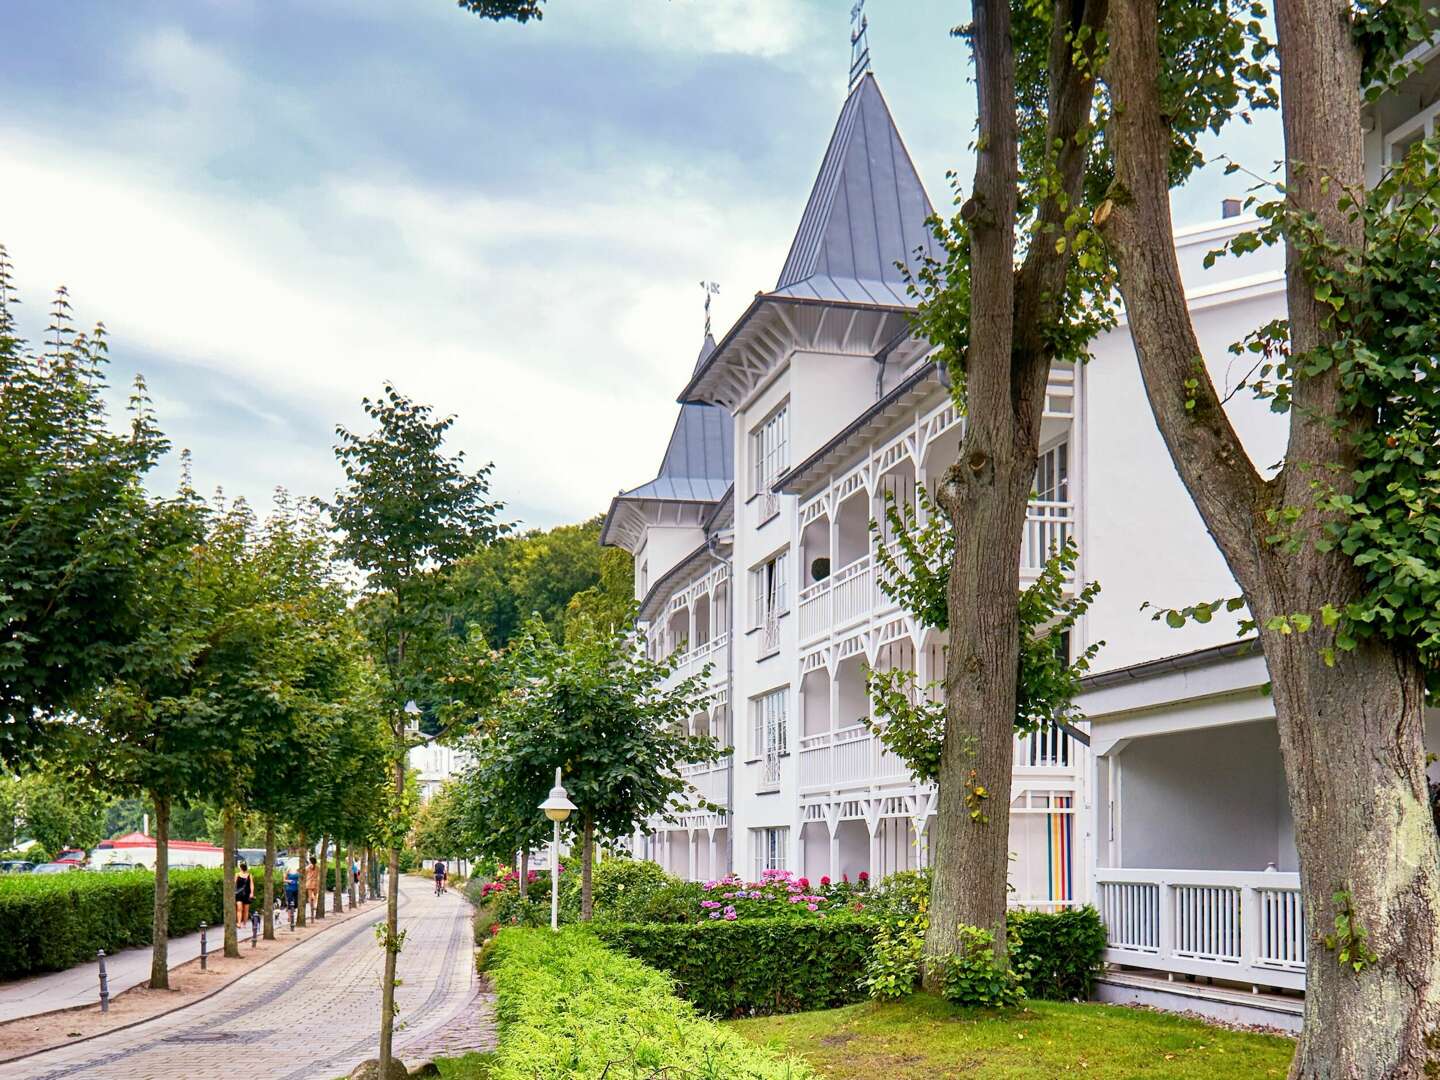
408, 733, 471, 803
603, 43, 1440, 1028
603, 70, 1087, 910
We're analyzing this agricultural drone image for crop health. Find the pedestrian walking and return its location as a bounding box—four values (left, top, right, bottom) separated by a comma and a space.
304, 854, 320, 917
234, 859, 254, 927
284, 861, 300, 917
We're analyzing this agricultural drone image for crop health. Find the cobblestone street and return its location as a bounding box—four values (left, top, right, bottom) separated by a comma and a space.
6, 877, 491, 1080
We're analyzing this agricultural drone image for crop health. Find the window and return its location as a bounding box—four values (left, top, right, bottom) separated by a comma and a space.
752, 405, 790, 494
1035, 442, 1069, 503
750, 551, 788, 630
752, 688, 788, 787
753, 827, 788, 876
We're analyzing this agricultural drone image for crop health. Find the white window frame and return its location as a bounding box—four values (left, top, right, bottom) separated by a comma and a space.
751, 688, 788, 788
749, 550, 789, 630
751, 403, 790, 521
752, 826, 788, 877
1035, 440, 1070, 503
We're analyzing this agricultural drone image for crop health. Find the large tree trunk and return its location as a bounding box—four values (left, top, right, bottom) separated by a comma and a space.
222, 807, 239, 958
263, 817, 276, 940
377, 751, 405, 1077
926, 0, 1021, 971
580, 815, 594, 921
316, 835, 329, 919
148, 793, 171, 990
1102, 0, 1440, 1071
333, 838, 344, 915
296, 829, 307, 928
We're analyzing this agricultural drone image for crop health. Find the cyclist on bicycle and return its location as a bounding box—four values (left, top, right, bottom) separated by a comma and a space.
433, 859, 448, 895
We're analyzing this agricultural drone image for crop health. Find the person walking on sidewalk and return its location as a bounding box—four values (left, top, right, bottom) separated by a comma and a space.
283, 862, 300, 917
304, 855, 320, 918
234, 859, 254, 928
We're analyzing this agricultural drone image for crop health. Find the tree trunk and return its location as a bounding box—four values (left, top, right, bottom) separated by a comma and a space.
924, 0, 1021, 974
148, 793, 171, 990
263, 817, 276, 940
316, 835, 329, 919
296, 829, 307, 928
377, 751, 405, 1078
580, 815, 594, 921
348, 842, 357, 909
333, 838, 344, 916
519, 848, 529, 899
1101, 0, 1440, 1070
222, 807, 239, 958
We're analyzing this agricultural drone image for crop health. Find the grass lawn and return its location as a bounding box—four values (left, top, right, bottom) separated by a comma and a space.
430, 1052, 496, 1077
727, 993, 1296, 1079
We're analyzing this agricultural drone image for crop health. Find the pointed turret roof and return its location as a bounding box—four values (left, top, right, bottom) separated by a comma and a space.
600, 335, 733, 549
771, 72, 937, 306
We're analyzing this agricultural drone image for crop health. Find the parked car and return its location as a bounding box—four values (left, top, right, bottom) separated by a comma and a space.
0, 860, 35, 874
97, 862, 143, 873
53, 848, 87, 865
31, 862, 81, 874
168, 863, 203, 873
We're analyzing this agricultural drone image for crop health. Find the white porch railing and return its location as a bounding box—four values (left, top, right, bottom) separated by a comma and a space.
1021, 501, 1074, 577
756, 491, 781, 527
1096, 868, 1306, 991
832, 555, 873, 626
797, 724, 917, 792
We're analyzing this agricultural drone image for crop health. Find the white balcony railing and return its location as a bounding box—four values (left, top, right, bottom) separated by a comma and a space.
1014, 722, 1073, 771
672, 633, 729, 684
1021, 500, 1074, 577
1096, 868, 1306, 991
832, 555, 874, 627
798, 579, 831, 642
679, 759, 731, 812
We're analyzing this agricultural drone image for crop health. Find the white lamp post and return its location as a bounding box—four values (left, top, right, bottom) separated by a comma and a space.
538, 767, 576, 932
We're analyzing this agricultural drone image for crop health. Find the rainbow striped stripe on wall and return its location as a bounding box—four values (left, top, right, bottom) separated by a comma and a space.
1047, 795, 1073, 904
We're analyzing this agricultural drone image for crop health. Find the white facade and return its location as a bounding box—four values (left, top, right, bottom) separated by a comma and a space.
408, 735, 471, 803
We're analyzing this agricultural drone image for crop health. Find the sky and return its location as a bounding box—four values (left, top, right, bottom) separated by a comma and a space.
0, 0, 1280, 531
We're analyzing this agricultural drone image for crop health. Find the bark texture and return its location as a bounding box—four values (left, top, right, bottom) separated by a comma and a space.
222, 807, 239, 958
376, 751, 405, 1077
1101, 0, 1440, 1072
263, 817, 276, 940
926, 0, 1107, 971
519, 848, 529, 899
316, 835, 329, 919
148, 793, 170, 990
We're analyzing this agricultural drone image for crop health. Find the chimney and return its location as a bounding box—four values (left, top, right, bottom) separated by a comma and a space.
1221, 197, 1243, 219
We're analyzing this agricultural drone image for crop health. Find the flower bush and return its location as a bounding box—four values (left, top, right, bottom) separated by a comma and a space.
694, 869, 866, 922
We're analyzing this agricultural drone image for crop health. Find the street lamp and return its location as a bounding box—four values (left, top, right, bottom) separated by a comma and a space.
538, 767, 576, 932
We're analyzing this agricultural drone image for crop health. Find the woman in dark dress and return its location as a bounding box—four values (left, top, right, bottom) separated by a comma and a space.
235, 859, 254, 927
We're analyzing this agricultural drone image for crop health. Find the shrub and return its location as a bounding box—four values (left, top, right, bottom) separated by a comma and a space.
1008, 905, 1107, 1000
0, 868, 224, 979
597, 914, 877, 1017
935, 924, 1025, 1009
487, 927, 813, 1078
557, 856, 676, 922
864, 902, 927, 1001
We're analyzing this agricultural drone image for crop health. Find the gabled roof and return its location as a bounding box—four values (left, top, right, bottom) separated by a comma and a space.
772, 72, 937, 307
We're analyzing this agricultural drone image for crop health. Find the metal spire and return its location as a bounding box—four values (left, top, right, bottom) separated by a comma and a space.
699, 280, 719, 337
849, 0, 871, 90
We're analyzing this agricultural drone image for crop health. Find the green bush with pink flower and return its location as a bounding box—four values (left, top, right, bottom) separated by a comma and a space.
695, 868, 870, 922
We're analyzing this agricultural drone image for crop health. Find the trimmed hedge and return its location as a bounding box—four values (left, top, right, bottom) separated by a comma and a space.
596, 915, 878, 1017
487, 927, 813, 1078
0, 868, 224, 979
1009, 905, 1108, 1001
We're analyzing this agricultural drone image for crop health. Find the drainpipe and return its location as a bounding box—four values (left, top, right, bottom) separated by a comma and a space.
873, 326, 913, 399
704, 529, 736, 876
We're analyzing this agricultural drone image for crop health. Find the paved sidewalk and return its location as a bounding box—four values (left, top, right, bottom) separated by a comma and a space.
5, 877, 488, 1080
0, 892, 377, 1023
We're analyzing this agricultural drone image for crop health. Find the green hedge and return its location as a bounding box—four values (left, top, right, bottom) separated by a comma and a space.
596, 915, 878, 1017
1009, 905, 1108, 1001
487, 927, 813, 1078
0, 868, 224, 979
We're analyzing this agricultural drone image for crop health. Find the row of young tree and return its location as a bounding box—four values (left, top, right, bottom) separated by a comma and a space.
0, 249, 531, 1067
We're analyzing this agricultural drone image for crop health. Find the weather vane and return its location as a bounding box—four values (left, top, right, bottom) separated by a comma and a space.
700, 280, 720, 337
849, 0, 871, 90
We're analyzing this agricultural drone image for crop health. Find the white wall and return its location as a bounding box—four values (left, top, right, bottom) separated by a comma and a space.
1082, 228, 1288, 671
1118, 720, 1292, 871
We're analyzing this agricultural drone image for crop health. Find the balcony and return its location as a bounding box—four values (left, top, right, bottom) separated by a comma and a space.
1096, 868, 1306, 991
672, 633, 730, 684
1020, 500, 1075, 580
679, 759, 732, 813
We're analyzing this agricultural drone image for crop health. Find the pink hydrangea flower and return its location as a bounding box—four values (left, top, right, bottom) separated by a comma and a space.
807, 903, 818, 911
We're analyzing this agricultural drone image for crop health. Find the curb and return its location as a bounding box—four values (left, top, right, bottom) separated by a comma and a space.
0, 891, 394, 1066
